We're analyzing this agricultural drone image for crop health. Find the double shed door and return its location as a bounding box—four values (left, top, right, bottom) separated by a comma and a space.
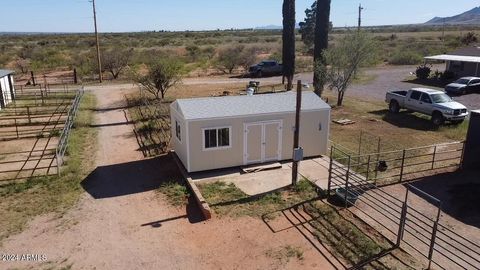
244, 120, 283, 165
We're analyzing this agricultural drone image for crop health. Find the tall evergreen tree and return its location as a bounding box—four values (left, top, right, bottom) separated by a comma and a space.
313, 0, 331, 97
299, 1, 333, 50
282, 0, 296, 90
299, 2, 317, 49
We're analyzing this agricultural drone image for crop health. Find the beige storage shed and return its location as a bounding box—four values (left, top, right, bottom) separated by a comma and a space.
170, 91, 331, 173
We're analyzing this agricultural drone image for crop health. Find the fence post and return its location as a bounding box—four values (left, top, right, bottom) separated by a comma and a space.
396, 202, 408, 247
344, 155, 351, 209
56, 151, 61, 176
15, 118, 19, 139
27, 106, 31, 124
327, 145, 334, 195
73, 68, 78, 84
427, 206, 442, 269
366, 154, 371, 182
41, 89, 45, 105
31, 71, 36, 86
396, 188, 409, 247
399, 149, 406, 183
375, 138, 381, 179
431, 145, 437, 170
459, 141, 466, 170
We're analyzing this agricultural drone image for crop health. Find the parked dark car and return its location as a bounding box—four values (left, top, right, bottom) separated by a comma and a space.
445, 77, 480, 95
248, 60, 283, 78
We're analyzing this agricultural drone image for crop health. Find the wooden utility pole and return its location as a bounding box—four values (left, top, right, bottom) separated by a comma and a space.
291, 80, 302, 186
442, 18, 446, 49
91, 0, 102, 83
358, 3, 364, 32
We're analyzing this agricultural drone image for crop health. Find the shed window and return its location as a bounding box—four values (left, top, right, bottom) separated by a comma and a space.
175, 120, 181, 141
204, 127, 230, 149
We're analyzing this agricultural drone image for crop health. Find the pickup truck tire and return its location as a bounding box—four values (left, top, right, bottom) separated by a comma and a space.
255, 71, 263, 78
389, 100, 400, 113
431, 112, 444, 126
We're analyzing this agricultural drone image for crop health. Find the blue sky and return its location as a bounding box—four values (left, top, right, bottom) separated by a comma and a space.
0, 0, 478, 32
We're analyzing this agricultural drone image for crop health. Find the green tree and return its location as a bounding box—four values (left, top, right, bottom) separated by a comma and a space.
313, 0, 331, 97
299, 1, 333, 50
135, 58, 184, 100
318, 31, 378, 106
282, 0, 296, 90
215, 45, 244, 74
101, 48, 134, 79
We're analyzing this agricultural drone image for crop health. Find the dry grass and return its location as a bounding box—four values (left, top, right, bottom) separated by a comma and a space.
265, 245, 304, 263
324, 91, 468, 154
197, 179, 317, 218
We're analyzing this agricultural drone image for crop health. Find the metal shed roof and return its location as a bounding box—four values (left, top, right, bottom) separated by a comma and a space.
174, 91, 330, 121
424, 54, 480, 63
0, 69, 14, 78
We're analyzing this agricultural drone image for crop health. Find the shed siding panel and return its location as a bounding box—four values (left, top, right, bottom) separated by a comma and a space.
187, 110, 329, 172
171, 107, 188, 171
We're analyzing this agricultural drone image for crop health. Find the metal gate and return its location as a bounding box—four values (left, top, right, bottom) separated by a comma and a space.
327, 144, 480, 269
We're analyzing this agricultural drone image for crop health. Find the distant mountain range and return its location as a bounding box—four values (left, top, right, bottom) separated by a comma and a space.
254, 23, 300, 30
425, 6, 480, 25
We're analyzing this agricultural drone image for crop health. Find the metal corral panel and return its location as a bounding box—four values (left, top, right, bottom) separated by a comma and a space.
463, 110, 480, 169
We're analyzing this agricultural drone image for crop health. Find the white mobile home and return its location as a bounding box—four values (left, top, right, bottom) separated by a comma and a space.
171, 91, 331, 173
0, 69, 16, 110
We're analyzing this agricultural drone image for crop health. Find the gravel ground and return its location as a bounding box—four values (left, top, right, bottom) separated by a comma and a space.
294, 65, 480, 111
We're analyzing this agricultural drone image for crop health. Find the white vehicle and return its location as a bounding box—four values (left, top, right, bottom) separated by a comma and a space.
386, 88, 469, 126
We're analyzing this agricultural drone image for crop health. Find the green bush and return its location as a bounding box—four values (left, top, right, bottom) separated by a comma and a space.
389, 49, 423, 65
415, 64, 431, 80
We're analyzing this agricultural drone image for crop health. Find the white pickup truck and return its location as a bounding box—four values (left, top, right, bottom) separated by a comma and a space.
385, 88, 469, 125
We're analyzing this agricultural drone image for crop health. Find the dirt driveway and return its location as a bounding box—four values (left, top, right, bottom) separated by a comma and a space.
1, 85, 336, 270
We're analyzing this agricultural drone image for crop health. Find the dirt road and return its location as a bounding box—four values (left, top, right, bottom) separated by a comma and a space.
1, 85, 335, 270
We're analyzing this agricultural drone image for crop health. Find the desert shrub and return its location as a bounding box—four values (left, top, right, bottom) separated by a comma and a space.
460, 32, 478, 45
0, 54, 10, 67
185, 45, 201, 62
215, 45, 258, 74
201, 46, 216, 60
389, 49, 423, 65
415, 64, 431, 80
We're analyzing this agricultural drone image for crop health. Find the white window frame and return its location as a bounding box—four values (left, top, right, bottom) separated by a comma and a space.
175, 120, 182, 143
202, 126, 232, 151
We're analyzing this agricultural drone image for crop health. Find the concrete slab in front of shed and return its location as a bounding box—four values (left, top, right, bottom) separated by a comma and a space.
297, 157, 330, 190
191, 157, 331, 196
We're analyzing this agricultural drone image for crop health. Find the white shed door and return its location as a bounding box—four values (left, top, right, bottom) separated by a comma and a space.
244, 121, 282, 165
